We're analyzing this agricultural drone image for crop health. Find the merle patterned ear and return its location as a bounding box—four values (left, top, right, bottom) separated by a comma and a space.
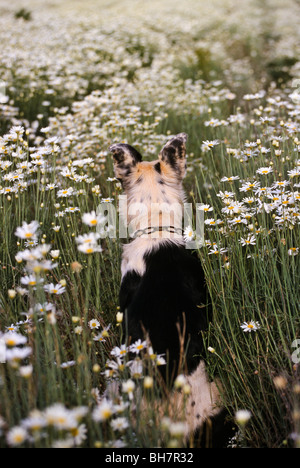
159, 133, 188, 179
109, 143, 142, 180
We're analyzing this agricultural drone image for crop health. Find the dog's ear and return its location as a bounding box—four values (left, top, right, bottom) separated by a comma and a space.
159, 133, 188, 179
109, 143, 142, 181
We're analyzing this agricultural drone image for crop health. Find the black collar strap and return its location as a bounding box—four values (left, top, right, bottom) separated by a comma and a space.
132, 226, 183, 239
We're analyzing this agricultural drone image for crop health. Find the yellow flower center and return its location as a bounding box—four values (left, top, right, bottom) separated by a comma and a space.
102, 409, 112, 419
7, 339, 16, 346
70, 427, 79, 437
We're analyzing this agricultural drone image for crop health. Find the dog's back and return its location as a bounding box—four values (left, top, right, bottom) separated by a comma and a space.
120, 242, 211, 381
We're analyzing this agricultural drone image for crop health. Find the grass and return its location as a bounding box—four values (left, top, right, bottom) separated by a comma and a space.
0, 0, 299, 449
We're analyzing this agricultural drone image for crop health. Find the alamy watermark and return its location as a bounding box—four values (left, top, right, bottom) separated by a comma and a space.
292, 339, 300, 364
95, 196, 204, 249
0, 337, 6, 363
290, 78, 300, 104
0, 80, 8, 104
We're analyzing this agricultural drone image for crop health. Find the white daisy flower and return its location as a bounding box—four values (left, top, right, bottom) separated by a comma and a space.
15, 220, 40, 240
240, 321, 261, 332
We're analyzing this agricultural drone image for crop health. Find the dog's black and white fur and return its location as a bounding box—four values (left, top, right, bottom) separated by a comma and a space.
110, 133, 234, 447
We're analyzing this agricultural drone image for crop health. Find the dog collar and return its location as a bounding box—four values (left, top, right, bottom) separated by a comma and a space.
132, 226, 183, 239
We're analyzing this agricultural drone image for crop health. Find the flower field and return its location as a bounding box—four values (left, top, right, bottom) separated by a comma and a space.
0, 0, 299, 448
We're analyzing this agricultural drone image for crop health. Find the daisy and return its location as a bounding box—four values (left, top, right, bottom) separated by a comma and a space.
5, 323, 19, 333
72, 157, 93, 167
242, 197, 256, 205
70, 406, 89, 422
217, 190, 235, 199
204, 218, 218, 226
130, 339, 147, 354
255, 187, 268, 196
57, 187, 75, 198
107, 177, 118, 182
240, 235, 256, 246
183, 225, 195, 242
78, 243, 103, 254
9, 126, 24, 138
288, 167, 300, 178
21, 274, 44, 287
288, 247, 299, 256
111, 344, 128, 358
110, 417, 129, 432
82, 211, 99, 226
76, 233, 100, 244
220, 175, 240, 182
60, 361, 76, 369
240, 181, 260, 192
240, 321, 261, 332
70, 424, 87, 446
208, 245, 228, 255
60, 167, 77, 178
229, 216, 248, 225
24, 239, 39, 248
128, 359, 143, 378
197, 204, 213, 213
201, 139, 220, 151
65, 207, 80, 214
21, 410, 47, 432
222, 201, 243, 215
105, 357, 126, 375
15, 220, 40, 240
92, 399, 115, 422
6, 347, 32, 362
44, 283, 66, 295
3, 332, 27, 347
155, 354, 167, 366
88, 318, 100, 330
93, 333, 106, 343
256, 166, 273, 175
6, 426, 27, 447
44, 404, 76, 430
204, 118, 222, 127
46, 183, 58, 190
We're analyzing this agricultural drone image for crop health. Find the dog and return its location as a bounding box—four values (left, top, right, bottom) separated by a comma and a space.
110, 133, 234, 447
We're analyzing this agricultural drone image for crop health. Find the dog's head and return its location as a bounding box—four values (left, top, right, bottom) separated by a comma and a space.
109, 134, 188, 271
109, 132, 188, 200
